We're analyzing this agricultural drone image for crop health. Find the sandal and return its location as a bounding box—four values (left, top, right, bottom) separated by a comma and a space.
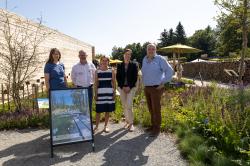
124, 123, 129, 129
103, 126, 110, 133
93, 126, 99, 133
128, 124, 135, 132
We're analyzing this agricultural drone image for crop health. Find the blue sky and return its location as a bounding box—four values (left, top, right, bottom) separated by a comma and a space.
0, 0, 218, 55
51, 89, 88, 106
52, 90, 74, 106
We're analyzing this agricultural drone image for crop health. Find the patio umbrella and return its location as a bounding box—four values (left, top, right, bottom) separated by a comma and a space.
159, 44, 202, 81
109, 59, 122, 64
159, 44, 202, 57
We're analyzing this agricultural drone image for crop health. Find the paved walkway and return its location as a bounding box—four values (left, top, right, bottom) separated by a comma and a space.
183, 77, 246, 89
192, 79, 235, 88
0, 123, 186, 166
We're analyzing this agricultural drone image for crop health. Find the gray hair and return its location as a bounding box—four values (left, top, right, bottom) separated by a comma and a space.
146, 43, 157, 56
147, 43, 156, 50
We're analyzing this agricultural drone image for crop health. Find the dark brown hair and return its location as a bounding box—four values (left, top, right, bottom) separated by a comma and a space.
79, 50, 86, 55
46, 48, 61, 64
124, 48, 132, 54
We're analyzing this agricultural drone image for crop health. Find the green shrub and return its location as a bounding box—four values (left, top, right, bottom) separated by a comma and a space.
179, 134, 204, 157
132, 90, 149, 127
189, 161, 207, 166
189, 145, 213, 164
212, 154, 240, 166
111, 97, 123, 123
1, 81, 249, 165
169, 85, 250, 165
175, 125, 193, 139
0, 109, 49, 130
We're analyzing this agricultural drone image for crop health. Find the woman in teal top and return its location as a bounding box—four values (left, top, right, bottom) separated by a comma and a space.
44, 48, 67, 90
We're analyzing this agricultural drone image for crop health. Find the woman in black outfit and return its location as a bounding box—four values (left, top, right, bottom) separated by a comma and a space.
116, 49, 138, 131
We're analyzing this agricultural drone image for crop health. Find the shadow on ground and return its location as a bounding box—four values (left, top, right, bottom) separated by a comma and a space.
0, 127, 156, 166
101, 133, 156, 166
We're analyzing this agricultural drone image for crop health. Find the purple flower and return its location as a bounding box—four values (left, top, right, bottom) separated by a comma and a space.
204, 118, 209, 125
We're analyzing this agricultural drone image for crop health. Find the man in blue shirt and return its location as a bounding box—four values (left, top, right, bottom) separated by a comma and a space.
141, 43, 174, 137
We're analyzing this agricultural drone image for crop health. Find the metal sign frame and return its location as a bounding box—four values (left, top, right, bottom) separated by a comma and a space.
49, 87, 95, 158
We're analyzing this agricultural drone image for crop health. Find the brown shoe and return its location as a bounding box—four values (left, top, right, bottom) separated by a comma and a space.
149, 131, 160, 137
149, 128, 160, 137
145, 126, 153, 132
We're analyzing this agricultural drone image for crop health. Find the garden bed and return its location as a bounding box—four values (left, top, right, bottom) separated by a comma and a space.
0, 84, 249, 165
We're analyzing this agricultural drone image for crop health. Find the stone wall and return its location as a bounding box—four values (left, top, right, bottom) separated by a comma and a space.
182, 60, 250, 84
0, 9, 94, 83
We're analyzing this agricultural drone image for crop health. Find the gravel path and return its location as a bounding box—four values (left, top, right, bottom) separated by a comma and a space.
0, 123, 187, 166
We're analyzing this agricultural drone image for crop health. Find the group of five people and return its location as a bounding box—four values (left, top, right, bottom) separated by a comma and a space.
44, 43, 174, 137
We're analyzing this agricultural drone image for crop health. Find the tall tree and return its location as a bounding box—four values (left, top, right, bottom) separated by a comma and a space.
188, 26, 217, 56
158, 29, 169, 47
111, 46, 124, 60
125, 43, 143, 63
158, 28, 176, 47
111, 42, 151, 66
0, 9, 51, 111
215, 0, 250, 82
175, 22, 187, 44
215, 12, 247, 56
168, 28, 176, 45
